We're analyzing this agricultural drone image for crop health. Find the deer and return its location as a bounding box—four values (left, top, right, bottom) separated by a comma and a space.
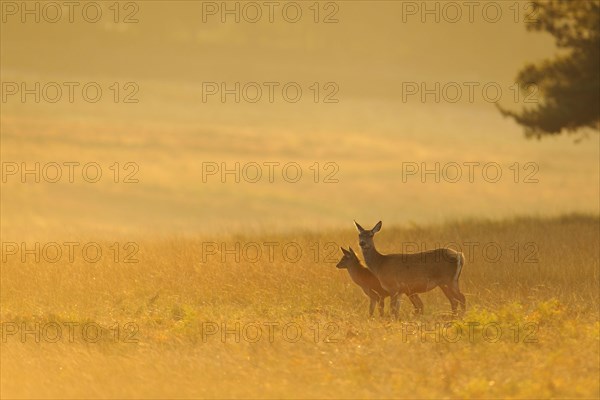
354, 220, 466, 319
336, 247, 424, 317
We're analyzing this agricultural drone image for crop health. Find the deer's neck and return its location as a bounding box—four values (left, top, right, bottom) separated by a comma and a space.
346, 263, 365, 282
362, 246, 384, 272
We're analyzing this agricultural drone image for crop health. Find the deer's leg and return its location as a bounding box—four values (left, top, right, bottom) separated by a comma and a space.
368, 297, 376, 317
449, 282, 466, 313
390, 293, 401, 320
378, 296, 385, 317
440, 285, 458, 315
408, 294, 424, 315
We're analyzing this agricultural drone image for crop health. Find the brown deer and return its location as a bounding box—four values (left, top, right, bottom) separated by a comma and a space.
336, 247, 424, 317
354, 221, 466, 319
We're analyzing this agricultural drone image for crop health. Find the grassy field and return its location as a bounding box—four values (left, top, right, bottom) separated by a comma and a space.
1, 214, 598, 399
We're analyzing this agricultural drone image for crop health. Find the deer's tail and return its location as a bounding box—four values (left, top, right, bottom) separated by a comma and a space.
454, 252, 465, 285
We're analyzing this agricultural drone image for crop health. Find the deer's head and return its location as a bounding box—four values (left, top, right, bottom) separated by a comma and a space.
354, 220, 382, 251
336, 247, 361, 269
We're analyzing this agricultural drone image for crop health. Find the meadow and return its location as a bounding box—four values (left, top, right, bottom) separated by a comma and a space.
1, 214, 598, 398
2, 3, 599, 397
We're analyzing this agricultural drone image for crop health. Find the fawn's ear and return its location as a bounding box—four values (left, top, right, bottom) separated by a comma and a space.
354, 220, 365, 232
340, 247, 349, 255
348, 247, 357, 255
372, 221, 382, 233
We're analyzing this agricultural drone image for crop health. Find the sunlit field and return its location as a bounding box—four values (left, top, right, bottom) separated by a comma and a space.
2, 1, 600, 399
1, 215, 598, 398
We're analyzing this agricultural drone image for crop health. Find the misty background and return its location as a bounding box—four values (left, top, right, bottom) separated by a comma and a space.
1, 1, 598, 238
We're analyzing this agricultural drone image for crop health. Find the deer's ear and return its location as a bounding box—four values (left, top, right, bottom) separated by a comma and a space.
348, 247, 356, 255
372, 221, 382, 233
354, 220, 365, 232
340, 247, 349, 255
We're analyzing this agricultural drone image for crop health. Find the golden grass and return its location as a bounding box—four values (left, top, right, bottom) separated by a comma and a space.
1, 214, 598, 398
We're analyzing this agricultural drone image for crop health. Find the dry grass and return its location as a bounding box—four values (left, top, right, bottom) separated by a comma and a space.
1, 214, 598, 399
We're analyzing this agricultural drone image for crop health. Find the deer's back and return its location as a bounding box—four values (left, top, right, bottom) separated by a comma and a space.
377, 248, 461, 293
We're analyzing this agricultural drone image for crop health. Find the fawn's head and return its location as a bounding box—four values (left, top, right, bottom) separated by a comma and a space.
336, 247, 361, 269
354, 220, 382, 251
